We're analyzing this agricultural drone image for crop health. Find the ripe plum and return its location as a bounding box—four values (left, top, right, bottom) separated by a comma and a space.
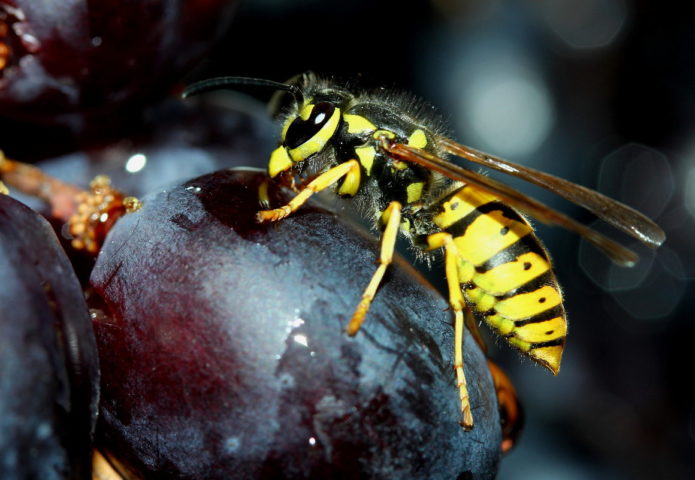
0, 193, 99, 479
90, 169, 502, 479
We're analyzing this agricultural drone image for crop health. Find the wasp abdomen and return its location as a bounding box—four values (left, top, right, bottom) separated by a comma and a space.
433, 186, 567, 373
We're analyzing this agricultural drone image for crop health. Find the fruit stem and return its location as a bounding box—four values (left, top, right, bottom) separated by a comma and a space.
1, 150, 138, 255
1, 149, 83, 221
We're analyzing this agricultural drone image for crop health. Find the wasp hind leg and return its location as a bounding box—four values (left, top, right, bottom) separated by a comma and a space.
427, 232, 474, 429
346, 201, 402, 336
256, 160, 361, 223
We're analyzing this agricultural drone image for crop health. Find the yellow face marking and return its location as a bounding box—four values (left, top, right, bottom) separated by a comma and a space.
280, 116, 294, 141
407, 129, 428, 149
473, 251, 551, 296
453, 210, 533, 266
344, 114, 376, 134
355, 145, 376, 175
299, 103, 314, 120
433, 187, 499, 229
287, 106, 341, 162
268, 146, 294, 177
494, 285, 562, 320
280, 102, 314, 140
406, 182, 424, 203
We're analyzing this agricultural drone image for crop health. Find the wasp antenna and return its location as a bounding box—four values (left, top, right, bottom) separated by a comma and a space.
182, 76, 304, 105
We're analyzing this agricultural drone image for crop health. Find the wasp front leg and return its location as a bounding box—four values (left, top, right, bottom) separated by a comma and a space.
346, 201, 402, 336
256, 160, 361, 223
428, 232, 474, 429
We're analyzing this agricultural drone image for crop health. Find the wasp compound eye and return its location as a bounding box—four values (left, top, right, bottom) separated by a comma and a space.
285, 102, 336, 149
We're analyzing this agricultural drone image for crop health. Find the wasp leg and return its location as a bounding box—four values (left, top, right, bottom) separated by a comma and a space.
258, 180, 271, 209
256, 160, 361, 223
428, 232, 474, 429
346, 201, 402, 336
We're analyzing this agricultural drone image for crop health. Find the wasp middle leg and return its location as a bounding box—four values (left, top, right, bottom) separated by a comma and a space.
428, 232, 474, 429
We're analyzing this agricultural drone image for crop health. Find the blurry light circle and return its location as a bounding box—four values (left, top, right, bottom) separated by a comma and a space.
611, 246, 685, 324
685, 166, 695, 219
598, 143, 673, 219
580, 236, 683, 324
578, 227, 653, 292
540, 0, 627, 49
460, 71, 555, 157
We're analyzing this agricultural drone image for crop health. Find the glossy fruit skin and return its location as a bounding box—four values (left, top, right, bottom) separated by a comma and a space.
0, 194, 99, 479
89, 169, 502, 479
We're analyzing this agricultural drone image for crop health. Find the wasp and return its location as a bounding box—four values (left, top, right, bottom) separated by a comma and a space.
183, 73, 665, 430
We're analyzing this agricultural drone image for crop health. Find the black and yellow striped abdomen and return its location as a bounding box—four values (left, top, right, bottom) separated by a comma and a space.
433, 185, 567, 374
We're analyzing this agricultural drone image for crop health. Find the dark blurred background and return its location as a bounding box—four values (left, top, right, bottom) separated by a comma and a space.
3, 0, 688, 477
186, 0, 695, 478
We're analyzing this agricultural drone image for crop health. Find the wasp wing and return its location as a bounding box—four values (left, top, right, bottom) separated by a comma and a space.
383, 141, 640, 267
436, 136, 665, 249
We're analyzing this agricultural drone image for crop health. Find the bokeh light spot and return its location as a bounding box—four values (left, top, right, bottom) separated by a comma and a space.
125, 153, 147, 173
539, 0, 627, 49
611, 246, 685, 326
598, 144, 673, 219
684, 166, 695, 220
451, 45, 556, 159
464, 76, 554, 156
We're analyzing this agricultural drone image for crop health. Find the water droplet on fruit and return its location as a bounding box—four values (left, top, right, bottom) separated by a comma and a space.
293, 333, 309, 347
13, 24, 39, 53
288, 317, 305, 329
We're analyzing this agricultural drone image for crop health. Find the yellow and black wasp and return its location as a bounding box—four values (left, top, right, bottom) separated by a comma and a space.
183, 72, 665, 430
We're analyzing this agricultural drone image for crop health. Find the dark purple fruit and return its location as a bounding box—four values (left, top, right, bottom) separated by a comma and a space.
0, 193, 99, 479
90, 169, 502, 479
0, 0, 238, 120
0, 0, 239, 159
